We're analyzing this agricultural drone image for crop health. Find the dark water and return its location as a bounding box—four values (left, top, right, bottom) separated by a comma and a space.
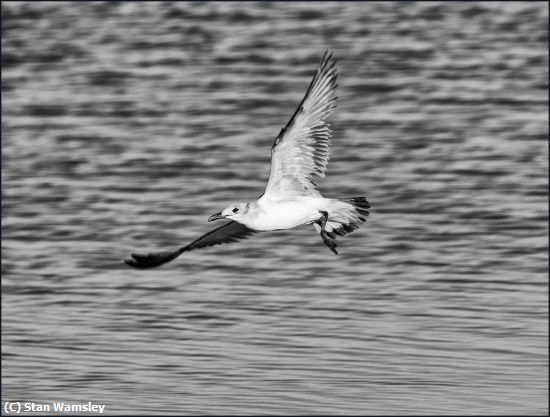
2, 1, 548, 415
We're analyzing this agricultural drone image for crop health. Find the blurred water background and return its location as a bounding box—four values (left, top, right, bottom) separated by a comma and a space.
2, 1, 548, 415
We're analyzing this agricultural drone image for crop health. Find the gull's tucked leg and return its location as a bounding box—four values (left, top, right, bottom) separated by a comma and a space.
317, 210, 338, 255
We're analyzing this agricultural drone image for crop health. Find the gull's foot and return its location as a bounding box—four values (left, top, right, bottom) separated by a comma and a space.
321, 232, 338, 255
317, 211, 338, 255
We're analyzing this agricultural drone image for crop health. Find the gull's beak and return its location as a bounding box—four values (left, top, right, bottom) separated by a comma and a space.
208, 212, 225, 222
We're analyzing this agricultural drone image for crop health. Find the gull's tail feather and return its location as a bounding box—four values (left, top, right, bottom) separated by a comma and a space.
329, 197, 370, 239
344, 196, 371, 221
313, 197, 370, 244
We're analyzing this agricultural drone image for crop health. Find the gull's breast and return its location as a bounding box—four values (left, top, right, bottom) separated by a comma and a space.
251, 197, 326, 231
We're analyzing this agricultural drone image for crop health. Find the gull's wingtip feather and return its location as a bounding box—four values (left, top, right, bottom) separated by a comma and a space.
124, 257, 141, 268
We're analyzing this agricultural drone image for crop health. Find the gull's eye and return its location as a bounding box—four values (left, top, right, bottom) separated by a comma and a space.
232, 207, 239, 213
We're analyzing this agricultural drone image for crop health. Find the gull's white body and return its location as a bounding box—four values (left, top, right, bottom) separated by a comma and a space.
226, 196, 359, 232
249, 196, 329, 231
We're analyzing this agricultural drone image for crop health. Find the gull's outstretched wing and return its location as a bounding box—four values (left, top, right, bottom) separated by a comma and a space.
125, 221, 256, 269
262, 51, 338, 200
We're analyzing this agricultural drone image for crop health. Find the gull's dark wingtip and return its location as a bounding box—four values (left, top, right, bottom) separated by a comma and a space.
124, 257, 140, 268
124, 250, 183, 269
123, 252, 155, 269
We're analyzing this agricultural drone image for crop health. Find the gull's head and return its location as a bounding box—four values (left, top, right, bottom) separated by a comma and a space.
208, 203, 250, 223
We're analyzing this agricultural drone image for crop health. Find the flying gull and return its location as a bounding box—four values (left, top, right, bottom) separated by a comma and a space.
125, 51, 370, 269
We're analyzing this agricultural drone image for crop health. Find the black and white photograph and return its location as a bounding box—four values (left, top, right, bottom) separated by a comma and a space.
2, 1, 548, 415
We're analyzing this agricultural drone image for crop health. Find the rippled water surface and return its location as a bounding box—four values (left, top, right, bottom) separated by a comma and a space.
2, 1, 548, 415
